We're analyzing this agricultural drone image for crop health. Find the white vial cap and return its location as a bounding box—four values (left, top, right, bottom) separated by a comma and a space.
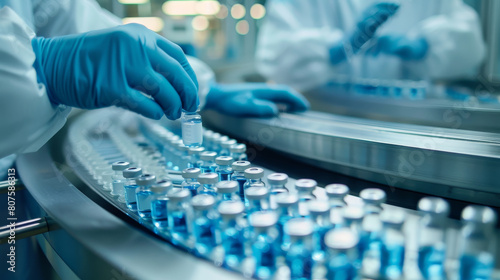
203, 130, 214, 139
112, 161, 130, 171
307, 201, 330, 215
325, 184, 349, 198
221, 139, 237, 149
200, 151, 217, 161
380, 209, 406, 227
188, 147, 205, 155
343, 206, 364, 222
295, 179, 317, 191
123, 167, 142, 178
246, 186, 269, 200
462, 205, 497, 225
191, 194, 216, 210
168, 188, 191, 201
218, 200, 245, 218
216, 181, 239, 194
182, 168, 201, 179
137, 174, 156, 186
232, 161, 251, 171
244, 167, 264, 179
151, 180, 173, 193
360, 188, 386, 205
230, 143, 246, 153
285, 218, 314, 237
198, 172, 219, 184
275, 193, 299, 207
418, 197, 449, 216
325, 228, 359, 250
249, 211, 278, 228
216, 156, 234, 166
267, 173, 288, 185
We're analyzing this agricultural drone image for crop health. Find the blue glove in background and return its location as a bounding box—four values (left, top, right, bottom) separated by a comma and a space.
367, 35, 429, 60
205, 83, 310, 117
31, 24, 199, 120
330, 2, 399, 64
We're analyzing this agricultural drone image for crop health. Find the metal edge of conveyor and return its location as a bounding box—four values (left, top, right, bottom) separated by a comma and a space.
202, 110, 500, 207
16, 143, 243, 280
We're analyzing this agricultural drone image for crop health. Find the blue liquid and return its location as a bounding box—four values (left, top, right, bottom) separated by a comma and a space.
201, 165, 215, 173
233, 177, 246, 201
124, 184, 138, 211
193, 217, 217, 255
358, 230, 381, 260
277, 216, 290, 252
418, 246, 446, 280
380, 244, 405, 279
151, 198, 168, 228
286, 243, 313, 280
253, 235, 277, 279
314, 226, 331, 253
218, 170, 233, 181
136, 190, 153, 219
327, 254, 356, 280
199, 184, 217, 196
222, 226, 246, 267
460, 253, 494, 280
169, 211, 189, 240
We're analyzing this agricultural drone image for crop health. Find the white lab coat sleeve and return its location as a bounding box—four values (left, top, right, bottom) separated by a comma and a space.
33, 0, 121, 36
0, 7, 71, 158
187, 56, 216, 110
255, 0, 344, 92
410, 0, 485, 79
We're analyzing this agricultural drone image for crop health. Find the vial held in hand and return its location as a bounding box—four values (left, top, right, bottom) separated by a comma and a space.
181, 109, 203, 147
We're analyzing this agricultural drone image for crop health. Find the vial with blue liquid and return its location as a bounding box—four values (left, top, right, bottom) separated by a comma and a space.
249, 211, 280, 280
220, 139, 237, 157
123, 167, 143, 211
275, 193, 301, 254
188, 147, 205, 168
359, 188, 386, 260
245, 186, 270, 215
167, 188, 193, 243
199, 151, 217, 173
379, 209, 406, 279
150, 180, 173, 229
111, 161, 129, 201
197, 172, 219, 196
230, 143, 248, 161
285, 218, 314, 280
295, 179, 317, 216
459, 205, 497, 280
218, 200, 247, 268
325, 184, 349, 226
232, 161, 251, 201
181, 109, 203, 147
342, 206, 365, 269
325, 228, 359, 280
243, 167, 266, 206
215, 156, 234, 181
267, 173, 289, 209
135, 174, 156, 219
181, 167, 201, 197
308, 200, 332, 261
191, 194, 219, 256
216, 180, 241, 203
417, 197, 449, 280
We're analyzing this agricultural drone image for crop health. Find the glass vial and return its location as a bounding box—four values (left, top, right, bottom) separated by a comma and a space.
123, 167, 143, 211
181, 109, 203, 147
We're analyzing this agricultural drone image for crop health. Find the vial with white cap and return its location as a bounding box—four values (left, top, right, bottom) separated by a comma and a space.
220, 139, 237, 156
275, 193, 301, 253
325, 228, 359, 280
200, 151, 217, 173
295, 179, 317, 216
284, 218, 314, 280
249, 211, 279, 280
111, 161, 130, 199
214, 135, 229, 154
181, 167, 201, 197
267, 173, 289, 209
325, 184, 349, 225
150, 180, 173, 229
308, 200, 332, 261
135, 174, 156, 219
379, 209, 406, 279
417, 197, 449, 280
245, 186, 270, 214
230, 143, 247, 161
191, 194, 219, 256
232, 161, 251, 201
218, 200, 246, 268
123, 167, 143, 211
188, 147, 205, 168
343, 205, 365, 269
197, 172, 219, 196
359, 188, 386, 260
181, 109, 203, 147
215, 156, 234, 181
216, 181, 240, 203
167, 188, 193, 243
459, 205, 497, 280
243, 167, 265, 206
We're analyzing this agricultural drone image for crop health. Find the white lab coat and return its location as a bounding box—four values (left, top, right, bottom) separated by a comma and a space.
0, 0, 213, 159
256, 0, 486, 92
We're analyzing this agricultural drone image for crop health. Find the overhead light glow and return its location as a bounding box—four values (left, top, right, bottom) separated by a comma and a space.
123, 17, 164, 32
196, 0, 220, 16
231, 4, 246, 19
215, 4, 228, 19
118, 0, 149, 4
235, 20, 249, 35
162, 1, 197, 16
250, 3, 266, 19
192, 15, 209, 31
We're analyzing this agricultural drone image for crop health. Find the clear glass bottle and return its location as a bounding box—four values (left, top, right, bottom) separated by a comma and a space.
325, 184, 349, 227
267, 173, 288, 209
359, 188, 386, 260
216, 180, 241, 204
167, 188, 193, 243
150, 179, 173, 229
199, 151, 217, 173
308, 200, 332, 261
417, 197, 449, 280
231, 161, 251, 201
111, 161, 129, 200
285, 218, 314, 280
325, 228, 359, 280
230, 143, 248, 161
275, 193, 301, 254
294, 179, 317, 216
188, 146, 205, 168
181, 109, 203, 147
191, 194, 219, 256
220, 139, 237, 156
215, 156, 234, 181
135, 174, 156, 219
343, 205, 365, 269
459, 205, 497, 280
243, 167, 265, 206
245, 186, 270, 215
123, 167, 143, 211
218, 200, 247, 268
379, 209, 406, 280
249, 211, 280, 280
197, 172, 219, 196
181, 167, 201, 197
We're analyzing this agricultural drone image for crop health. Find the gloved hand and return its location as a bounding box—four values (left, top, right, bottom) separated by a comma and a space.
205, 83, 310, 117
330, 2, 399, 64
31, 24, 198, 120
367, 35, 429, 60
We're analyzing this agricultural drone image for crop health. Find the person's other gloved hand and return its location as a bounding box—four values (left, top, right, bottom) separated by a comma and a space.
31, 24, 198, 120
367, 35, 429, 60
330, 2, 399, 64
205, 83, 310, 117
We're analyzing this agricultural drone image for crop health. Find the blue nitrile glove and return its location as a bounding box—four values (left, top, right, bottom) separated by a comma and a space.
205, 83, 310, 117
31, 24, 198, 120
367, 35, 429, 60
329, 2, 399, 64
